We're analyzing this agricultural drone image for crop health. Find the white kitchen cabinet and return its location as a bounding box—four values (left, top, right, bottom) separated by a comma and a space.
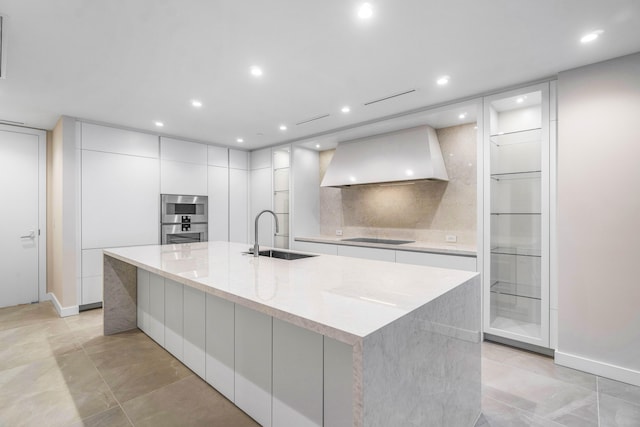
205, 293, 235, 401
137, 269, 150, 332
250, 167, 273, 246
250, 147, 272, 170
81, 276, 103, 306
395, 250, 477, 272
81, 249, 104, 305
293, 240, 338, 255
229, 149, 248, 170
337, 245, 396, 262
164, 279, 184, 361
324, 337, 353, 427
272, 319, 323, 427
208, 166, 229, 241
160, 137, 207, 164
229, 168, 248, 243
81, 249, 103, 277
208, 146, 228, 167
183, 285, 206, 378
82, 150, 160, 250
235, 304, 272, 427
160, 160, 208, 196
81, 123, 158, 158
148, 273, 165, 346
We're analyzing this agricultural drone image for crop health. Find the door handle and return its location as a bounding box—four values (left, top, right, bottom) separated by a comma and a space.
20, 230, 35, 239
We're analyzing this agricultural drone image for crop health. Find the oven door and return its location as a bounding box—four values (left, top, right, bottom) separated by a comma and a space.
161, 223, 208, 245
161, 194, 208, 224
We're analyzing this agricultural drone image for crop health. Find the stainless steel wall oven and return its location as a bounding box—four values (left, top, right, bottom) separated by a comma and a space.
160, 194, 208, 244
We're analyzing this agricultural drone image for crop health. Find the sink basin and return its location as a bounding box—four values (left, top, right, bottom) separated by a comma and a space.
341, 237, 415, 245
243, 249, 317, 260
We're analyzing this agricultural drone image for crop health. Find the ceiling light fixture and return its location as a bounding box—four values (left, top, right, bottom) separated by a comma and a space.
236, 138, 244, 143
357, 3, 373, 19
341, 106, 351, 113
250, 66, 263, 77
315, 144, 321, 149
191, 100, 203, 108
436, 75, 450, 85
459, 112, 467, 119
154, 121, 164, 127
279, 125, 287, 131
580, 30, 603, 44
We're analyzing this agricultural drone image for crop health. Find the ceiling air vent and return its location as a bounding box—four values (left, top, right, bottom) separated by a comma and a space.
296, 113, 330, 126
0, 15, 6, 79
364, 89, 417, 106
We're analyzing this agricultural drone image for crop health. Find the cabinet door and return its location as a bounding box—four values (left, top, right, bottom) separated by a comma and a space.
235, 305, 272, 427
250, 167, 273, 246
160, 137, 207, 164
205, 294, 235, 401
272, 319, 323, 427
293, 241, 338, 255
395, 251, 477, 272
337, 245, 395, 262
183, 286, 206, 378
229, 168, 248, 243
208, 166, 229, 241
137, 269, 150, 332
324, 337, 353, 427
160, 160, 208, 196
82, 150, 160, 249
208, 146, 228, 167
81, 123, 158, 158
148, 273, 165, 346
164, 279, 184, 361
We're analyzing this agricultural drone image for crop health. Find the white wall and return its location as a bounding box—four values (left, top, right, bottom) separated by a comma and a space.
556, 52, 640, 386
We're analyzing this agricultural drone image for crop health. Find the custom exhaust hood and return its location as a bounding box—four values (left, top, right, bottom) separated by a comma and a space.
320, 125, 448, 187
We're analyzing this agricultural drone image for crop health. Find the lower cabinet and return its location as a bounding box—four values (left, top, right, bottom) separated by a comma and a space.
293, 240, 338, 255
138, 270, 353, 427
337, 245, 396, 262
395, 250, 477, 272
235, 305, 273, 427
273, 319, 323, 427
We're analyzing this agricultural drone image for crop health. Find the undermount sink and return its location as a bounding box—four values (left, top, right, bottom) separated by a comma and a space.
243, 249, 317, 260
341, 237, 415, 245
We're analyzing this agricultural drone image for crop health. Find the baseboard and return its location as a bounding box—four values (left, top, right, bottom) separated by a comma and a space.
555, 350, 640, 387
48, 292, 79, 318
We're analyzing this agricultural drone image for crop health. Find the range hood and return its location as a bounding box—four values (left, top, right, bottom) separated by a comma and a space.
321, 125, 448, 187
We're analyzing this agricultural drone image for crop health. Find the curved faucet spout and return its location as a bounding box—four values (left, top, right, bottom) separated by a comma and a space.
253, 210, 279, 257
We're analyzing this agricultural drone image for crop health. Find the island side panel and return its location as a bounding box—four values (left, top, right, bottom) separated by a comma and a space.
361, 276, 481, 427
103, 254, 138, 335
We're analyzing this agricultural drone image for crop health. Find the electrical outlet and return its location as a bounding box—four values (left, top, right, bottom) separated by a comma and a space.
336, 229, 343, 236
445, 235, 457, 243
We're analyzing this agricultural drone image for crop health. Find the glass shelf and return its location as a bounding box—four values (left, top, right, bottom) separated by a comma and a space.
490, 246, 541, 257
491, 171, 541, 181
491, 212, 541, 215
490, 128, 542, 146
490, 281, 541, 300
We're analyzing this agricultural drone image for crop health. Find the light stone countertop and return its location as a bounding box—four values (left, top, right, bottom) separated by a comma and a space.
295, 235, 477, 257
104, 241, 478, 345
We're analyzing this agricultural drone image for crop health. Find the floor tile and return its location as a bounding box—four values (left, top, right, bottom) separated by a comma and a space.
69, 406, 133, 427
122, 375, 260, 427
0, 301, 60, 331
0, 350, 117, 427
599, 393, 640, 427
476, 396, 565, 426
598, 376, 640, 406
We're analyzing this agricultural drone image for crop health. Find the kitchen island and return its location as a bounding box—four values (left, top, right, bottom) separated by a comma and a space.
103, 241, 481, 427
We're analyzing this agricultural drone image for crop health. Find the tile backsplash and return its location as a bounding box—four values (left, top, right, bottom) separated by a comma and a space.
320, 123, 477, 246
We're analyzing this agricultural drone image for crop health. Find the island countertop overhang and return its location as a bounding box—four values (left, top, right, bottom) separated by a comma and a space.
104, 241, 478, 345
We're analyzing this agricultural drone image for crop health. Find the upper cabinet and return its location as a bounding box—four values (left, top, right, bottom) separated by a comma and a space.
483, 82, 552, 349
160, 137, 208, 195
81, 123, 158, 158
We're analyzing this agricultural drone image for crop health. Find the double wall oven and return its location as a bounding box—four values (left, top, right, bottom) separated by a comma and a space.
161, 194, 208, 244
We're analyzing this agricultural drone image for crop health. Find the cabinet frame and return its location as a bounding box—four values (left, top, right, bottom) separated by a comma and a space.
482, 82, 551, 348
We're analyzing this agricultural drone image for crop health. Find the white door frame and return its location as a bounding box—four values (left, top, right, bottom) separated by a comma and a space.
0, 124, 47, 303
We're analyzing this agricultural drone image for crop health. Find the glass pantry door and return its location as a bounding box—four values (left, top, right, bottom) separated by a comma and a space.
484, 83, 550, 347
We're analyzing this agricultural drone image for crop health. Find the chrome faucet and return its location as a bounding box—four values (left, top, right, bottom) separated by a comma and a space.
253, 209, 279, 257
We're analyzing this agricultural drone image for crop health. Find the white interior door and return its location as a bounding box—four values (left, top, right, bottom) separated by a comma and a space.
0, 130, 40, 307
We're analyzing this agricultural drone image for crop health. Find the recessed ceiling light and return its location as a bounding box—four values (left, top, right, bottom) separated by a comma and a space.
154, 121, 164, 127
315, 144, 321, 149
279, 125, 287, 131
191, 100, 203, 108
349, 176, 357, 183
580, 30, 603, 44
358, 3, 373, 19
436, 75, 450, 86
236, 138, 244, 143
459, 112, 467, 119
341, 106, 351, 113
250, 66, 263, 77
405, 169, 414, 176
516, 97, 524, 103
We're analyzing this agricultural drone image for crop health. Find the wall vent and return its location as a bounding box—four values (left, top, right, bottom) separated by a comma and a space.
0, 119, 25, 125
364, 89, 416, 106
296, 113, 330, 126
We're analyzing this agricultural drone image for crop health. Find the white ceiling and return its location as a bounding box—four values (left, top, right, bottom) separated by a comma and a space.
1, 0, 639, 150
